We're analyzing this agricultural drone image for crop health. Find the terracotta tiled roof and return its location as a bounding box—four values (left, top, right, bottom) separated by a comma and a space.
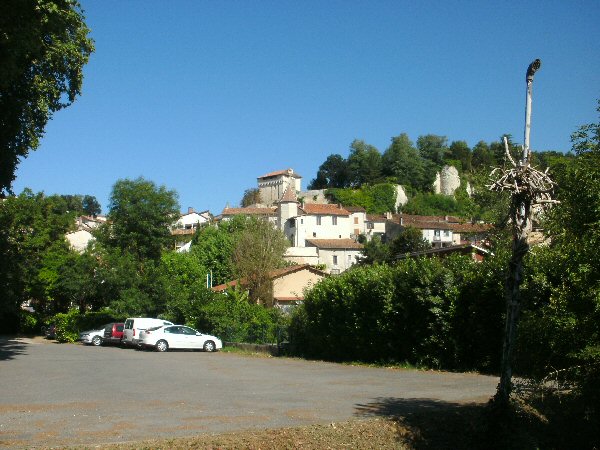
258, 168, 302, 179
220, 207, 277, 216
279, 185, 297, 203
305, 238, 364, 249
300, 203, 350, 216
403, 221, 453, 230
212, 264, 327, 292
366, 214, 387, 222
345, 206, 367, 213
448, 222, 493, 233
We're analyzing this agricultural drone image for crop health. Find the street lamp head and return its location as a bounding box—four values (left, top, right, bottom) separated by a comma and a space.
526, 59, 541, 82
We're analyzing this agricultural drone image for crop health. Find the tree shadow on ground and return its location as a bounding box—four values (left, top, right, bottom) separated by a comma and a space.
0, 337, 28, 361
355, 397, 489, 449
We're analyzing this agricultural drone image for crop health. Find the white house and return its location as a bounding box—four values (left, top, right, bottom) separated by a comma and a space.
171, 207, 212, 250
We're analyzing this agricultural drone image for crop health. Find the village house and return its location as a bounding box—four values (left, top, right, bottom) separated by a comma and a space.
212, 264, 328, 310
171, 207, 211, 251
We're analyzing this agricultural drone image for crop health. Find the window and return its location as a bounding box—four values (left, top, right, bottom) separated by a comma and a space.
367, 222, 374, 229
316, 216, 322, 225
313, 232, 316, 237
354, 217, 359, 224
333, 255, 338, 265
332, 216, 337, 225
443, 230, 450, 237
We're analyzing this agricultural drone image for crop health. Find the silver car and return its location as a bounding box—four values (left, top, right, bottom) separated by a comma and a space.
79, 325, 109, 346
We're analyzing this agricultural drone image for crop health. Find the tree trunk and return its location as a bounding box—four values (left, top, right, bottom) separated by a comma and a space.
496, 195, 531, 405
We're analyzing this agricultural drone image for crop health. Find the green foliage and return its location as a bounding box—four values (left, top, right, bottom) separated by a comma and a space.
388, 226, 430, 256
402, 192, 462, 216
347, 140, 383, 186
231, 217, 289, 305
308, 154, 350, 189
289, 256, 503, 370
0, 190, 79, 330
240, 188, 262, 207
52, 309, 122, 343
190, 216, 249, 286
0, 0, 94, 194
20, 311, 38, 334
326, 183, 396, 214
96, 177, 180, 261
193, 290, 286, 344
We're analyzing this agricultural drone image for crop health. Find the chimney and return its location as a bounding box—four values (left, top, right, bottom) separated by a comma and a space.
188, 207, 195, 214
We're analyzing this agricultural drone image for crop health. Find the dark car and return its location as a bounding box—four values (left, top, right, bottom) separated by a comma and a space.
102, 322, 124, 345
43, 324, 56, 339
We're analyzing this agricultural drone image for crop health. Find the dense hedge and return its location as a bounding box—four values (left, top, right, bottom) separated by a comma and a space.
52, 309, 123, 343
289, 254, 507, 371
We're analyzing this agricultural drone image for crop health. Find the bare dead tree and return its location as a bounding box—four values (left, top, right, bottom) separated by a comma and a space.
487, 59, 559, 405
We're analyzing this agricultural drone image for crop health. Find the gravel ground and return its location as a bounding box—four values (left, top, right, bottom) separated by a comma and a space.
0, 336, 497, 448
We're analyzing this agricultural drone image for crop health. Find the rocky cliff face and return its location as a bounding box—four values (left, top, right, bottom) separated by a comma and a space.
433, 165, 462, 196
395, 185, 408, 210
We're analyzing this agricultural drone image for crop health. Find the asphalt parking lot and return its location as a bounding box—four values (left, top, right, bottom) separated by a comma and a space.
0, 336, 498, 448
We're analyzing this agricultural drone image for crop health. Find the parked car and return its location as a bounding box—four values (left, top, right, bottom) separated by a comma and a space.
79, 324, 111, 346
122, 318, 174, 347
102, 322, 124, 345
138, 325, 222, 352
42, 324, 56, 339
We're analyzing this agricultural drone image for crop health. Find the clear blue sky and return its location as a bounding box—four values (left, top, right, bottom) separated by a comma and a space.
13, 0, 600, 214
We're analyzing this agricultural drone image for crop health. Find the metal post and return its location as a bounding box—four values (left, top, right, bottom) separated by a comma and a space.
523, 59, 541, 165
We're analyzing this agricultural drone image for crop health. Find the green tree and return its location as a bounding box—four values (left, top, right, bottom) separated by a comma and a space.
96, 177, 180, 261
82, 195, 101, 216
448, 140, 472, 172
471, 140, 494, 168
417, 134, 448, 167
381, 133, 426, 189
231, 217, 289, 305
308, 154, 350, 189
240, 188, 262, 207
347, 140, 382, 186
0, 0, 94, 194
389, 226, 430, 256
0, 190, 77, 330
358, 235, 391, 265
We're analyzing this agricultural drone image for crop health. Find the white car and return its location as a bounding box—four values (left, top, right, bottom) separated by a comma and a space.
138, 325, 222, 352
79, 325, 109, 346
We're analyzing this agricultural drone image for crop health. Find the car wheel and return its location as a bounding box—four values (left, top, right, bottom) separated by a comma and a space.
91, 335, 102, 346
156, 340, 169, 352
203, 340, 216, 352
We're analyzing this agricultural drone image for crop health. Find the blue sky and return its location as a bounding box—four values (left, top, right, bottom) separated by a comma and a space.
13, 1, 600, 214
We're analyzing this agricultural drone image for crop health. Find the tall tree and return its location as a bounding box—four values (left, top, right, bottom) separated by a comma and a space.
308, 154, 350, 189
96, 177, 179, 261
347, 140, 382, 186
417, 134, 449, 167
231, 217, 289, 306
0, 190, 77, 329
382, 133, 425, 189
82, 195, 101, 216
0, 0, 94, 194
472, 140, 494, 168
448, 140, 472, 172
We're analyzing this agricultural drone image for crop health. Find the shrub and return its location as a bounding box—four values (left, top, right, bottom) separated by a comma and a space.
192, 290, 285, 344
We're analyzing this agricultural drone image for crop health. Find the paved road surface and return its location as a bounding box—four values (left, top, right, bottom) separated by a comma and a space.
0, 336, 497, 447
